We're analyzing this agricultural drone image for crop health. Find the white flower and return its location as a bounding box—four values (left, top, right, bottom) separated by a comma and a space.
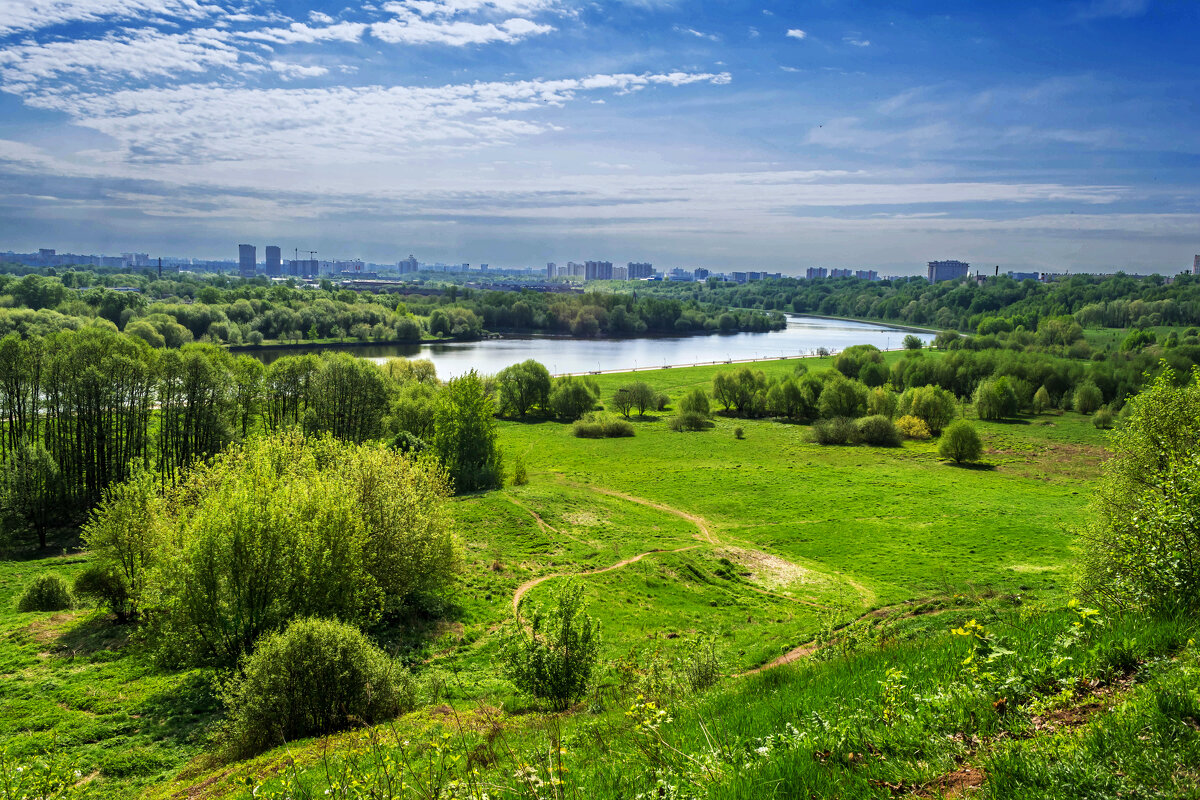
755, 746, 770, 756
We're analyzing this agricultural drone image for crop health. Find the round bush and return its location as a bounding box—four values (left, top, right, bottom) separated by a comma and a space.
938, 420, 983, 464
855, 415, 901, 447
17, 572, 74, 612
224, 617, 409, 757
1074, 382, 1104, 415
669, 411, 711, 432
895, 415, 932, 440
1092, 407, 1115, 430
810, 417, 856, 445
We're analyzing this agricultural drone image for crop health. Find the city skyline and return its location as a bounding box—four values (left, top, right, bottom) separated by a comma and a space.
0, 1, 1198, 274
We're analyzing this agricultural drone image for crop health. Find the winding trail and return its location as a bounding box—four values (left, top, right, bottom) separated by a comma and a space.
511, 545, 700, 616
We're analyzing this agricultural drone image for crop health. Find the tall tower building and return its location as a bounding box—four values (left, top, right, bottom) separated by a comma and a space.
927, 260, 970, 282
238, 244, 256, 278
1193, 255, 1199, 275
265, 246, 282, 276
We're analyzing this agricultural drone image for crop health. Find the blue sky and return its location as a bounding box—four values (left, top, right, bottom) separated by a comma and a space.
0, 0, 1196, 274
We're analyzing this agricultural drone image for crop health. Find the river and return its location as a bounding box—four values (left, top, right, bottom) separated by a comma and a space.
245, 315, 932, 378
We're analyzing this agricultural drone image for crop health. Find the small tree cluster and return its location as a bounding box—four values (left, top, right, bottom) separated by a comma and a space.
501, 580, 600, 710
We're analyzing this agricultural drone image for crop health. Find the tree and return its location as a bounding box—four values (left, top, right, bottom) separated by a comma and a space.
1032, 385, 1052, 414
496, 360, 552, 417
501, 579, 601, 710
433, 371, 503, 492
938, 420, 982, 464
867, 386, 898, 419
549, 376, 599, 420
817, 374, 868, 419
78, 469, 160, 621
898, 384, 957, 434
626, 381, 656, 416
1074, 382, 1104, 415
974, 377, 1019, 421
1079, 367, 1200, 610
304, 354, 391, 443
1, 441, 60, 549
903, 334, 923, 350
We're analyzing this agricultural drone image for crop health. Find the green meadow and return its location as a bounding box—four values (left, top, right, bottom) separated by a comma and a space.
7, 352, 1187, 800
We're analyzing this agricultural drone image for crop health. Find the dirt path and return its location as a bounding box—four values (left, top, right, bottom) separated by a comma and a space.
573, 484, 718, 545
502, 493, 561, 536
511, 544, 700, 616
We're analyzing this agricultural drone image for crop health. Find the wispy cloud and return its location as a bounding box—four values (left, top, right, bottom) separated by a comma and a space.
1074, 0, 1151, 21
843, 35, 870, 47
785, 28, 807, 39
674, 25, 719, 41
0, 0, 223, 36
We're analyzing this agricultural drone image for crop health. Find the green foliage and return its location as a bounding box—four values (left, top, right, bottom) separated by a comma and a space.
1121, 328, 1155, 351
898, 384, 958, 434
497, 360, 552, 417
548, 376, 599, 420
974, 376, 1020, 421
669, 411, 711, 432
817, 373, 868, 419
834, 344, 883, 381
222, 617, 409, 757
679, 633, 723, 692
16, 572, 73, 612
866, 385, 898, 418
895, 414, 932, 440
0, 440, 60, 549
712, 368, 768, 416
125, 433, 458, 666
501, 580, 601, 710
1033, 385, 1052, 413
573, 412, 635, 438
678, 387, 711, 417
1074, 382, 1104, 415
938, 420, 983, 464
80, 469, 161, 621
611, 381, 655, 418
511, 455, 529, 486
733, 426, 744, 439
1080, 367, 1200, 610
810, 417, 857, 445
903, 334, 923, 350
389, 430, 427, 455
433, 371, 503, 492
1092, 407, 1115, 429
855, 415, 902, 447
303, 353, 391, 443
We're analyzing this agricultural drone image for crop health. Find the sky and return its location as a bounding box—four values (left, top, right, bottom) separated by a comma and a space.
0, 0, 1197, 275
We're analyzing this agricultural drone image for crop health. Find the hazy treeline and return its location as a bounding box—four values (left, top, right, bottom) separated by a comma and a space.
642, 272, 1200, 333
0, 266, 785, 345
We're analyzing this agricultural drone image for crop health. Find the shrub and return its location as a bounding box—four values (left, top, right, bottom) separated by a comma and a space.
389, 430, 427, 455
810, 417, 856, 445
611, 382, 655, 418
573, 412, 635, 438
938, 420, 983, 464
511, 455, 529, 486
895, 415, 932, 440
898, 385, 957, 434
223, 617, 408, 757
73, 565, 130, 620
17, 573, 73, 612
137, 433, 459, 667
669, 411, 711, 432
500, 580, 600, 710
678, 388, 710, 417
549, 377, 599, 420
733, 426, 744, 440
496, 360, 552, 417
680, 633, 722, 692
855, 415, 902, 447
903, 334, 923, 350
653, 392, 670, 412
1074, 382, 1104, 415
1093, 407, 1115, 430
1032, 385, 1052, 414
817, 374, 868, 419
974, 377, 1020, 421
866, 386, 898, 418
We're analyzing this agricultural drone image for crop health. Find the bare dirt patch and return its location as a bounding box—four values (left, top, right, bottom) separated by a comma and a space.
717, 546, 813, 588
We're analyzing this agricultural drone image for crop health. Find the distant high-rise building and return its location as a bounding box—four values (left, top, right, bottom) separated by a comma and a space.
927, 260, 970, 282
694, 268, 710, 280
854, 269, 879, 281
627, 261, 653, 279
398, 255, 418, 274
265, 245, 282, 276
829, 268, 853, 278
546, 262, 557, 278
1194, 255, 1200, 275
806, 267, 827, 279
238, 244, 256, 278
585, 260, 613, 280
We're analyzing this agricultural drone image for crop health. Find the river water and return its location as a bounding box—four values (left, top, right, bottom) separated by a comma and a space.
246, 315, 931, 378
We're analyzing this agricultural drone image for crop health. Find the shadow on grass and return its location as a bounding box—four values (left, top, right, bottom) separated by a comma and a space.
54, 611, 133, 656
945, 461, 998, 471
0, 524, 85, 561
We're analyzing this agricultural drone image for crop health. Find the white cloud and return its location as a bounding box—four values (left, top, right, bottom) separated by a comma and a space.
269, 61, 330, 79
308, 10, 335, 23
785, 28, 806, 39
239, 21, 369, 45
371, 14, 554, 45
674, 25, 719, 41
0, 0, 222, 36
843, 36, 870, 47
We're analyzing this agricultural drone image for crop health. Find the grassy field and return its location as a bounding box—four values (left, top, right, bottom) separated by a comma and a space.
0, 351, 1127, 798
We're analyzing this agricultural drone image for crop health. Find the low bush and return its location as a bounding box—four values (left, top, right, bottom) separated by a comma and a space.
855, 415, 902, 447
938, 420, 983, 464
511, 455, 528, 486
500, 580, 600, 710
223, 617, 410, 757
653, 392, 670, 412
1092, 407, 1115, 430
895, 414, 932, 440
17, 572, 73, 612
810, 417, 857, 445
669, 411, 711, 432
678, 388, 710, 417
572, 413, 635, 438
73, 564, 131, 620
733, 426, 745, 439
